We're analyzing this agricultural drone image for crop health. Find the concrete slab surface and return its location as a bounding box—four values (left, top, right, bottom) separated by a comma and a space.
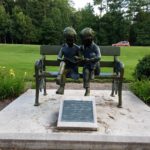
0, 89, 150, 150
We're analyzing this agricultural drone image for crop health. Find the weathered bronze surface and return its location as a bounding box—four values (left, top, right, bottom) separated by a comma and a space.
34, 27, 124, 107
56, 27, 80, 95
80, 27, 101, 96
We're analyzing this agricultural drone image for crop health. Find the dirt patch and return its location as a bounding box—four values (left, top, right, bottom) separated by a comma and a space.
47, 82, 129, 90
0, 99, 14, 111
0, 82, 129, 111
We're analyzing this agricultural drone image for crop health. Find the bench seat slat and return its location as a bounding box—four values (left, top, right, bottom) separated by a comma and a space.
44, 60, 114, 67
41, 71, 119, 79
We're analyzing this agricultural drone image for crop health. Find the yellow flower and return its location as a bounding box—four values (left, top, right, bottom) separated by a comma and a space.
24, 72, 27, 76
10, 69, 14, 73
10, 72, 15, 77
9, 69, 15, 77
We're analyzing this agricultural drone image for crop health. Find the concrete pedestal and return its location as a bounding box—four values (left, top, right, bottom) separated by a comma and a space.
0, 89, 150, 150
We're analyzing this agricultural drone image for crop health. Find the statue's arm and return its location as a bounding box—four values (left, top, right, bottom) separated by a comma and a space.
90, 46, 101, 62
57, 48, 64, 61
74, 47, 84, 61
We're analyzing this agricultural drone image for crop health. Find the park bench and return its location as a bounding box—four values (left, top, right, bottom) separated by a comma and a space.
34, 45, 124, 107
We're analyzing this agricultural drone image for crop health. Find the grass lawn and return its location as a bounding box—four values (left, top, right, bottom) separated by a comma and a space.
120, 46, 150, 81
0, 44, 150, 82
0, 44, 40, 78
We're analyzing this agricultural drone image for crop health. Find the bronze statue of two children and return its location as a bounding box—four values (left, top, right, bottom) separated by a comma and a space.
56, 27, 101, 96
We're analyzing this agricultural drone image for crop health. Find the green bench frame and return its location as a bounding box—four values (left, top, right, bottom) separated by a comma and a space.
34, 45, 124, 107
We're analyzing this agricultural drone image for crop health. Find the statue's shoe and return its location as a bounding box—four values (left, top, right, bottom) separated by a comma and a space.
56, 86, 64, 95
84, 88, 90, 96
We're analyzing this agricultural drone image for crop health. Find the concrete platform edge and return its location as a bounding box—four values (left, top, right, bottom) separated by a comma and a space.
0, 133, 150, 150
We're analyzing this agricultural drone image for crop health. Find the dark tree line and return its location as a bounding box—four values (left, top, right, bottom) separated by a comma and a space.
0, 0, 150, 45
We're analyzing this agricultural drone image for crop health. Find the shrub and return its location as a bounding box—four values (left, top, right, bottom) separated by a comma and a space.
130, 80, 150, 104
134, 55, 150, 80
0, 66, 25, 100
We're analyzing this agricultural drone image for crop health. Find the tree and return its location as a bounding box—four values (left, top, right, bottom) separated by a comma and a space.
98, 12, 130, 45
73, 4, 97, 33
0, 0, 149, 45
24, 0, 74, 44
11, 6, 35, 43
40, 18, 55, 44
1, 0, 15, 14
0, 5, 10, 43
94, 0, 111, 16
130, 11, 150, 46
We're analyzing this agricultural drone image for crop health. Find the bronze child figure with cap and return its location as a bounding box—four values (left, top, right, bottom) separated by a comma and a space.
56, 27, 81, 95
80, 27, 101, 96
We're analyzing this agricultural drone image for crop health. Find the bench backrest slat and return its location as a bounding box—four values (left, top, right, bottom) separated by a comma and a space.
44, 60, 60, 66
40, 45, 120, 56
44, 60, 114, 67
100, 46, 120, 56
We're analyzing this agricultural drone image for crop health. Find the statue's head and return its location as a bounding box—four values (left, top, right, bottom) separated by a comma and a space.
80, 27, 95, 46
63, 27, 77, 47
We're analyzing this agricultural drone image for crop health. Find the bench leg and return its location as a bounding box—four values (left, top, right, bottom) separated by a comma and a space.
118, 79, 123, 108
34, 74, 40, 106
43, 77, 47, 96
111, 79, 115, 97
115, 80, 118, 95
43, 64, 47, 96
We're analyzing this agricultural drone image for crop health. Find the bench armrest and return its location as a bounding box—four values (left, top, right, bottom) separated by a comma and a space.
34, 59, 44, 78
114, 60, 124, 77
35, 59, 43, 70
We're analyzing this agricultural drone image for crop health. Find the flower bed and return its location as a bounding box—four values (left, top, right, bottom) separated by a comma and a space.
0, 66, 25, 100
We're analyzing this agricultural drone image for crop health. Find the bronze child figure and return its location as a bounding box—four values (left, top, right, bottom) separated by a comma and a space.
56, 27, 80, 94
80, 27, 101, 96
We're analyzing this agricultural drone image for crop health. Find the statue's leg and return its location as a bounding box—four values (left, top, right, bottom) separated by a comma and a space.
83, 67, 90, 96
90, 69, 95, 80
56, 69, 68, 95
95, 61, 100, 75
56, 61, 66, 85
91, 62, 100, 80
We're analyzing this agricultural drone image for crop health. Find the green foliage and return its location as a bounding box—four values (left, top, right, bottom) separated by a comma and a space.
130, 80, 150, 104
94, 0, 150, 46
0, 66, 25, 100
97, 11, 130, 45
77, 4, 96, 30
0, 0, 150, 45
0, 5, 10, 43
130, 12, 150, 46
134, 55, 150, 80
40, 18, 55, 44
11, 6, 36, 43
